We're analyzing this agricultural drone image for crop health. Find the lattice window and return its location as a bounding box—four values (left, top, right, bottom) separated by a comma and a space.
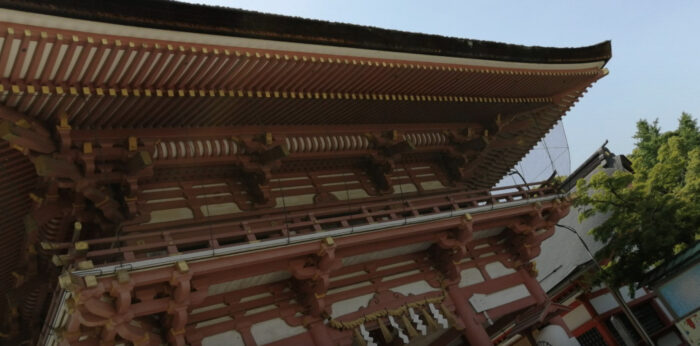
604, 302, 665, 344
576, 327, 607, 346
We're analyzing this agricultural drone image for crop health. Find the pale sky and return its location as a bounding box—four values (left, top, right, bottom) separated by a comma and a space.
179, 0, 700, 169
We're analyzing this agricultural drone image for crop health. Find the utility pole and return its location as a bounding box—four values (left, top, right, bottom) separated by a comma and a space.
556, 224, 655, 346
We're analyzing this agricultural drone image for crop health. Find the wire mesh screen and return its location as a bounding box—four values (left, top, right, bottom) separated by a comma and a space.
496, 120, 571, 187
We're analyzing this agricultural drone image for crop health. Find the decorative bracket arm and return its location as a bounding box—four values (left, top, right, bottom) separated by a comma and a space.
0, 120, 56, 154
238, 164, 273, 205
369, 130, 415, 159
290, 237, 342, 317
366, 156, 394, 194
433, 214, 474, 281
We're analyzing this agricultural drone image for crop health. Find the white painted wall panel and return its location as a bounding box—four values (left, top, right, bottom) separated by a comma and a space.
331, 293, 373, 318
458, 268, 484, 288
485, 261, 516, 278
562, 304, 592, 331
251, 318, 306, 345
470, 284, 529, 312
391, 280, 439, 296
590, 293, 618, 315
202, 330, 245, 346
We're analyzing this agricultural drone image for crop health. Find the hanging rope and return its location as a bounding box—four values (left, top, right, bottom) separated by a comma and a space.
326, 295, 445, 330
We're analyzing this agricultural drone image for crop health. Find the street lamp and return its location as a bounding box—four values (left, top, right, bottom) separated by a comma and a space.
555, 224, 655, 346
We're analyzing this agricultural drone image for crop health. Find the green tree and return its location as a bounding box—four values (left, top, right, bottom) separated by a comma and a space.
574, 113, 700, 290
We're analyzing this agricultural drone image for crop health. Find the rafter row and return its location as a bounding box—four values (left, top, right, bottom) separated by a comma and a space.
0, 84, 553, 104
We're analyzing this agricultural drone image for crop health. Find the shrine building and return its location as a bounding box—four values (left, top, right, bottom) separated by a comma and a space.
0, 1, 611, 345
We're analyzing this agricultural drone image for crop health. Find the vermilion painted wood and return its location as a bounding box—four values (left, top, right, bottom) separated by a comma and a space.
0, 16, 607, 344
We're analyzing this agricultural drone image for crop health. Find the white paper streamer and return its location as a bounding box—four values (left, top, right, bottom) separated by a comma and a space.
409, 307, 427, 335
388, 315, 410, 344
359, 323, 377, 346
429, 303, 449, 329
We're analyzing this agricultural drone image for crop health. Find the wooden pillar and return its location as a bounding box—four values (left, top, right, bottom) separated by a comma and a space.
520, 268, 547, 305
309, 321, 333, 346
447, 285, 493, 346
240, 327, 257, 346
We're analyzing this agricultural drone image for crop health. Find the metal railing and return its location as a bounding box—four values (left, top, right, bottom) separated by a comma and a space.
47, 181, 558, 267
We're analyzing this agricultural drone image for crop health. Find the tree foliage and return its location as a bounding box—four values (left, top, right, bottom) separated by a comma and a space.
574, 113, 700, 290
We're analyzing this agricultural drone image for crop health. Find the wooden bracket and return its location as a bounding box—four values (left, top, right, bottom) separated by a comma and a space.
0, 120, 56, 154
366, 157, 394, 194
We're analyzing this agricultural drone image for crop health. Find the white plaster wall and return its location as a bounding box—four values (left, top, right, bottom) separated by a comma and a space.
331, 188, 369, 200
485, 261, 516, 279
583, 287, 646, 315
393, 183, 417, 194
201, 202, 241, 216
202, 330, 245, 346
341, 242, 430, 266
473, 227, 503, 240
244, 304, 277, 316
590, 293, 618, 314
208, 271, 291, 295
458, 268, 484, 288
196, 316, 233, 328
329, 270, 366, 282
537, 325, 580, 346
536, 158, 627, 292
275, 194, 315, 208
381, 269, 421, 282
377, 260, 415, 271
330, 293, 374, 318
469, 284, 529, 312
241, 292, 273, 303
561, 304, 592, 331
147, 207, 194, 223
326, 281, 371, 295
251, 318, 306, 345
329, 280, 439, 323
191, 303, 227, 314
420, 180, 445, 191
390, 280, 439, 296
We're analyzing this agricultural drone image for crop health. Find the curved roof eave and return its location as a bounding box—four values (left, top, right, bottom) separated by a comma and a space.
0, 0, 611, 65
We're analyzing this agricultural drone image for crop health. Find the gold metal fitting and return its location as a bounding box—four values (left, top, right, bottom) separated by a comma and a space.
58, 273, 73, 289
175, 261, 189, 273
128, 136, 138, 151
117, 270, 130, 284
58, 113, 71, 129
74, 241, 89, 251
77, 260, 94, 270
84, 275, 98, 288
